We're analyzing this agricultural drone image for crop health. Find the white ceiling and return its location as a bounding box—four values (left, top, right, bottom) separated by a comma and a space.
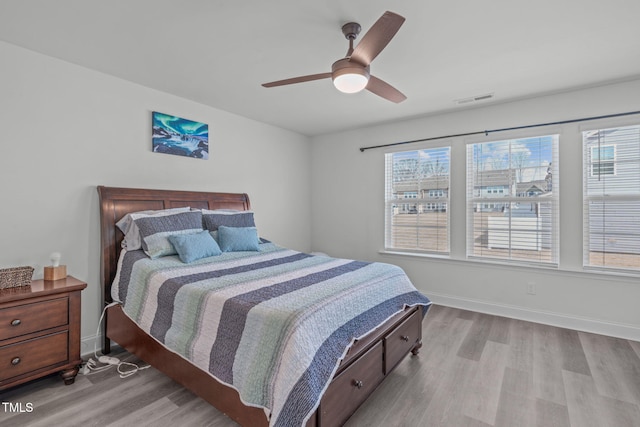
2, 0, 640, 136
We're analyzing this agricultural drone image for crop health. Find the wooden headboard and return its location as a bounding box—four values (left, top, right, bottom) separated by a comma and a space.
97, 186, 251, 305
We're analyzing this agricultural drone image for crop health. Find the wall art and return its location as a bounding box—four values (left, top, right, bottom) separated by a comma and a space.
152, 111, 208, 159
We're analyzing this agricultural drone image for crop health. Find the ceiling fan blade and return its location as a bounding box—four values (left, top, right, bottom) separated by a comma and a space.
262, 73, 332, 88
366, 75, 406, 103
349, 11, 405, 67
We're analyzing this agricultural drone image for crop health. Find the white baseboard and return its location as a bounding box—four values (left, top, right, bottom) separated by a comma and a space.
80, 333, 109, 358
427, 291, 640, 342
79, 294, 638, 358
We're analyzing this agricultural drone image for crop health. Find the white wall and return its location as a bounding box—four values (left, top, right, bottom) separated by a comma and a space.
310, 79, 640, 341
0, 41, 312, 353
2, 39, 638, 350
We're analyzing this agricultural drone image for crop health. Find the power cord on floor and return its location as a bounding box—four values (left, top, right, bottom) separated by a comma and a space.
80, 302, 150, 379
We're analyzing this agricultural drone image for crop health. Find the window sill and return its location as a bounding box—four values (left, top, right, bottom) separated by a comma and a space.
378, 250, 640, 281
379, 249, 450, 260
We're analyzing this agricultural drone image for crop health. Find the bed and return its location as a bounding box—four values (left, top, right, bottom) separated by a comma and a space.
98, 186, 431, 427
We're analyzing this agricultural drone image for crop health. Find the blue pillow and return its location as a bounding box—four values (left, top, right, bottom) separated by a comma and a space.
168, 230, 222, 263
210, 229, 266, 245
217, 226, 260, 252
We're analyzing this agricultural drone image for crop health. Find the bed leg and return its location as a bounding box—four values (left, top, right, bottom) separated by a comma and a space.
411, 339, 423, 356
102, 308, 111, 354
103, 336, 111, 354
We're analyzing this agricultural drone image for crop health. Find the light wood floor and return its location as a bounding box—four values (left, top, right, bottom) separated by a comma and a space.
2, 305, 639, 426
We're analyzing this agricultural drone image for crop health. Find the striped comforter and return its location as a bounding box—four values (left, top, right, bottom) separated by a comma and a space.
113, 243, 431, 426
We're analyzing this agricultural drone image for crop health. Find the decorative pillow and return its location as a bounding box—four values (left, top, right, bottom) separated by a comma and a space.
202, 209, 255, 231
168, 231, 222, 263
217, 226, 260, 252
133, 210, 203, 258
209, 230, 269, 245
117, 207, 190, 250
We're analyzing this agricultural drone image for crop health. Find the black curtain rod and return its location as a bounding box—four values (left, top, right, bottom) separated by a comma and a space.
359, 110, 640, 152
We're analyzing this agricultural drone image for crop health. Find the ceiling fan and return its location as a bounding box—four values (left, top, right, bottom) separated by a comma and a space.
262, 11, 407, 103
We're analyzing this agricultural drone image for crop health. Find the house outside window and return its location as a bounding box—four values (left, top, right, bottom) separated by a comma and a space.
590, 144, 616, 177
583, 124, 640, 273
467, 135, 559, 266
385, 147, 450, 255
400, 191, 418, 213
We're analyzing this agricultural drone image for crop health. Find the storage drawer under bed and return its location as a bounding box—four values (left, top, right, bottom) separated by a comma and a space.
320, 341, 385, 426
384, 307, 422, 373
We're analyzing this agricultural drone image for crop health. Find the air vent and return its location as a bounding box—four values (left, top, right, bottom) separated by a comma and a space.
454, 92, 495, 105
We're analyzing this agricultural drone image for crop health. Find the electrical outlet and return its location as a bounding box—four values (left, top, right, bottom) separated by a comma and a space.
526, 282, 536, 295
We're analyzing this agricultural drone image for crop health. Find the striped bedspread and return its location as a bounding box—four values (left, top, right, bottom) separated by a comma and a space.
113, 243, 431, 426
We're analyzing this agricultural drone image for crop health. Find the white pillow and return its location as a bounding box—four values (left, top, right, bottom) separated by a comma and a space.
116, 207, 190, 250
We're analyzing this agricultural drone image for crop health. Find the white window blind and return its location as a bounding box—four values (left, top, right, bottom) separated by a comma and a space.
385, 147, 450, 255
466, 135, 559, 266
583, 124, 640, 273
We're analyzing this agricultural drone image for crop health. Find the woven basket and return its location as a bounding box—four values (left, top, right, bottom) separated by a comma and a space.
0, 266, 34, 289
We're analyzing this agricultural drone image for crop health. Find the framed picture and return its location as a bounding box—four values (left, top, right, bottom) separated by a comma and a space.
152, 112, 209, 159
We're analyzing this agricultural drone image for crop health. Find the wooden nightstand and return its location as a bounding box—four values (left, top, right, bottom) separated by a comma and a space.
0, 276, 87, 390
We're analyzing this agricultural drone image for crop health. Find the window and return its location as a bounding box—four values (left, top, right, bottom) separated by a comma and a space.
385, 147, 450, 255
466, 135, 559, 266
583, 124, 640, 273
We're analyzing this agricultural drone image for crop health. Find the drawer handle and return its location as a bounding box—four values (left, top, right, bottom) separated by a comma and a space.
401, 335, 409, 342
11, 357, 21, 366
353, 380, 364, 389
11, 319, 21, 326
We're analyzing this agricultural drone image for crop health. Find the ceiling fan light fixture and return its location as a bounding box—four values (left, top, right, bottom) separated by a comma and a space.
331, 59, 370, 94
333, 71, 369, 93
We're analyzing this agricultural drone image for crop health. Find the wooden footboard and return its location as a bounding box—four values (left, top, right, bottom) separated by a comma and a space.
107, 303, 422, 427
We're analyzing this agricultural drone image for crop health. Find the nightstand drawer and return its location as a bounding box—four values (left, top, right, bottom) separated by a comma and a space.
0, 297, 68, 340
1, 331, 68, 380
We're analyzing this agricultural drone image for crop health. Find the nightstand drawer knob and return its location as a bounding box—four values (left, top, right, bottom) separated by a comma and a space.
11, 357, 21, 366
11, 319, 21, 326
401, 335, 409, 342
353, 380, 364, 389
